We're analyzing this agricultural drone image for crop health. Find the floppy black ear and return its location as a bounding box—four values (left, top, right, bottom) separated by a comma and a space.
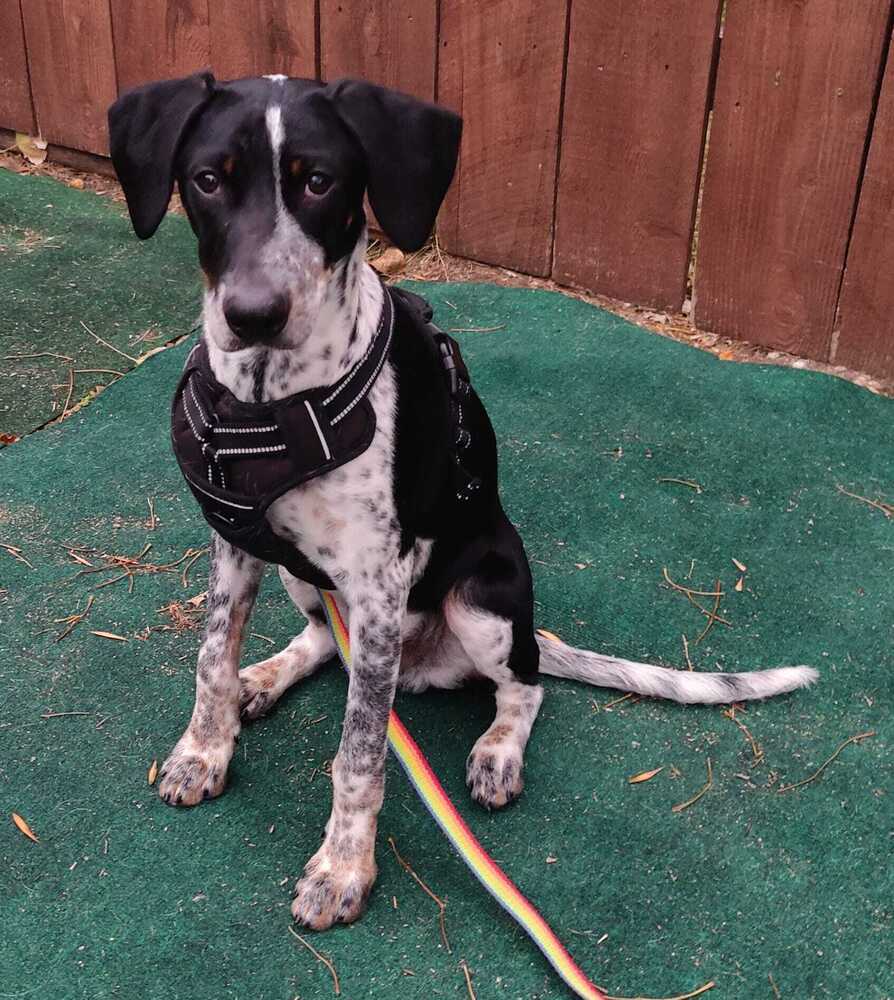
326, 80, 462, 252
108, 71, 215, 239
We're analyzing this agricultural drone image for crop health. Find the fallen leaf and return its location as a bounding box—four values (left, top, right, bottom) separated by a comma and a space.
0, 432, 19, 445
12, 812, 39, 842
545, 854, 558, 864
91, 630, 128, 642
147, 759, 158, 785
536, 628, 561, 643
628, 767, 664, 784
732, 558, 747, 572
186, 591, 207, 607
68, 178, 85, 189
717, 350, 736, 361
574, 562, 587, 570
735, 576, 744, 592
16, 132, 48, 165
371, 247, 406, 275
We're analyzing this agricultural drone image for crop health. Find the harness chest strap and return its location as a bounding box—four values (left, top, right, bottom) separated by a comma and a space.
171, 285, 481, 586
170, 286, 396, 586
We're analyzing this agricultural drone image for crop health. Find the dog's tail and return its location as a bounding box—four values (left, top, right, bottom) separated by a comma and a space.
536, 633, 818, 704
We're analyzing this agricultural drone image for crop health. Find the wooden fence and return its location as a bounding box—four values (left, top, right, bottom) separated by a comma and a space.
2, 0, 893, 379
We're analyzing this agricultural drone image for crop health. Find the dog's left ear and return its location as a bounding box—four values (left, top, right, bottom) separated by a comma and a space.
108, 71, 215, 239
325, 80, 462, 252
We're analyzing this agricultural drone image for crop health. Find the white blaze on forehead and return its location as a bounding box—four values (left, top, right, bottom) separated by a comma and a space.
265, 103, 285, 215
264, 73, 287, 83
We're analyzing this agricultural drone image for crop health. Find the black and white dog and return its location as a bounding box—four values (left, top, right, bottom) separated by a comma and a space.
108, 72, 816, 931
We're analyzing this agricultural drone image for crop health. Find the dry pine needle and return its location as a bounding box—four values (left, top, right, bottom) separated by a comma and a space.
91, 630, 128, 642
148, 759, 158, 785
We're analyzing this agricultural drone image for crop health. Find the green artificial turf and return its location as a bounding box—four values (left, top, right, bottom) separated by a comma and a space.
0, 168, 200, 441
1, 172, 891, 1000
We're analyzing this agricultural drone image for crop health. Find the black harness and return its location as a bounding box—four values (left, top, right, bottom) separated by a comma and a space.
171, 286, 479, 589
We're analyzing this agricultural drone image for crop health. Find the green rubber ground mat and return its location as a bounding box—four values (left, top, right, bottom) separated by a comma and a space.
1, 178, 892, 1000
0, 167, 199, 442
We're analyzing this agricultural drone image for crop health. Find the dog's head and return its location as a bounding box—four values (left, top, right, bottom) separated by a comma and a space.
108, 73, 461, 350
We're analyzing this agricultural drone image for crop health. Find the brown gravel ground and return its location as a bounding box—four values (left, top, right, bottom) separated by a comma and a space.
3, 143, 890, 400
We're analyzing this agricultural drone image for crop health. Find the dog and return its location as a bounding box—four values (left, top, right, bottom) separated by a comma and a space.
107, 72, 817, 931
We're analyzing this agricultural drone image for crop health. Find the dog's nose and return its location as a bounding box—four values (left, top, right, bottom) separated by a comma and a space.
223, 287, 291, 343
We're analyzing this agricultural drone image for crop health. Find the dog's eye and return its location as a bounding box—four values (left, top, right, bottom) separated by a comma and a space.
306, 172, 332, 196
194, 170, 220, 195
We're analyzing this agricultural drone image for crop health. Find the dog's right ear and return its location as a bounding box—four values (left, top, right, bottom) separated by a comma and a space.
108, 71, 215, 239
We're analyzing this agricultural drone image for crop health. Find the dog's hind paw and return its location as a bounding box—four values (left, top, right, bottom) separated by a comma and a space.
291, 849, 376, 930
466, 745, 524, 810
239, 664, 276, 721
158, 737, 232, 806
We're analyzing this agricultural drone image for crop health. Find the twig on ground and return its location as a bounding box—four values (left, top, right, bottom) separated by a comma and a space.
146, 498, 158, 530
695, 579, 724, 645
74, 367, 126, 377
180, 547, 208, 587
602, 692, 641, 711
722, 706, 764, 765
682, 634, 694, 671
672, 758, 713, 814
40, 710, 91, 719
79, 320, 138, 363
432, 230, 449, 281
605, 981, 715, 1000
2, 351, 74, 363
62, 543, 208, 593
60, 364, 75, 417
50, 593, 95, 641
388, 835, 451, 953
769, 973, 781, 998
836, 485, 893, 519
661, 568, 724, 599
459, 960, 477, 1000
447, 324, 506, 334
777, 731, 876, 794
287, 925, 340, 995
1, 543, 34, 569
658, 477, 703, 493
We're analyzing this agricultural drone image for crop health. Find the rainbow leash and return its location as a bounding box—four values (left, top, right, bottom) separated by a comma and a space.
319, 590, 608, 1000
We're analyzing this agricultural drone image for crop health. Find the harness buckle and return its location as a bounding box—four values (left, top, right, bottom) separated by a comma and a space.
437, 336, 460, 397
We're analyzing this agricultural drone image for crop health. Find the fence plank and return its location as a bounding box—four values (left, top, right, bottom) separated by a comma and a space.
696, 0, 891, 360
209, 0, 315, 80
0, 0, 35, 134
21, 0, 117, 154
319, 1, 436, 100
834, 40, 894, 380
553, 1, 720, 310
437, 0, 568, 277
111, 0, 210, 92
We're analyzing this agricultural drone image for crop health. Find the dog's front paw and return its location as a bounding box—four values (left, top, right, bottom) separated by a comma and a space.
291, 848, 377, 930
158, 736, 233, 806
466, 744, 524, 810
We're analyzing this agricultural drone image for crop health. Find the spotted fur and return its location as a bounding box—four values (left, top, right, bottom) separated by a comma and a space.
108, 72, 818, 934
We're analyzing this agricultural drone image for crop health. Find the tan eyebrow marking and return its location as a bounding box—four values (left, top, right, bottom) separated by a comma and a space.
289, 158, 303, 177
222, 156, 235, 176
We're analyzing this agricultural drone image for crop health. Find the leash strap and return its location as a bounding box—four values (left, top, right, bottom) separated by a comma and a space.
318, 590, 607, 1000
